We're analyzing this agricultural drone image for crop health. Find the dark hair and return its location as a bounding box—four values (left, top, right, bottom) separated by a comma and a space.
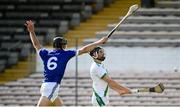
53, 37, 67, 49
89, 46, 102, 57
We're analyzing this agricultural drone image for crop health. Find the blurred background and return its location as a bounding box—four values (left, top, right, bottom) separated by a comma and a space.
0, 0, 180, 106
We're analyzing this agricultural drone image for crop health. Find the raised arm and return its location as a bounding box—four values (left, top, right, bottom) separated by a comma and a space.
25, 20, 42, 51
102, 75, 132, 95
78, 36, 108, 55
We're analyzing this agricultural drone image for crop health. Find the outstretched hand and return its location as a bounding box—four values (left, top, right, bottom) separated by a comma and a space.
24, 20, 35, 33
119, 89, 131, 96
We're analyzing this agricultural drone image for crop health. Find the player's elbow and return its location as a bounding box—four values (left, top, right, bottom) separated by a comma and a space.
107, 79, 117, 89
33, 43, 41, 50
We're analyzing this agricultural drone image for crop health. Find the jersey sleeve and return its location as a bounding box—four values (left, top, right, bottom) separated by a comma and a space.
38, 48, 48, 59
66, 50, 77, 59
96, 67, 107, 79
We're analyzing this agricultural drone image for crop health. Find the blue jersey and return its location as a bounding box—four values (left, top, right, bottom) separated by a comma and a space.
38, 48, 77, 84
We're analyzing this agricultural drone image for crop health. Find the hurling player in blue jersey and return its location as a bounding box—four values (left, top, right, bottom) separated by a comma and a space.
25, 20, 108, 106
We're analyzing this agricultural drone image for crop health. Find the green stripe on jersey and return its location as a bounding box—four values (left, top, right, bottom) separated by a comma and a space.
104, 85, 108, 97
93, 88, 105, 107
101, 73, 107, 79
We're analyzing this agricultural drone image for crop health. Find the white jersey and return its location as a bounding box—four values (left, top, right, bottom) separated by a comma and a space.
90, 62, 109, 106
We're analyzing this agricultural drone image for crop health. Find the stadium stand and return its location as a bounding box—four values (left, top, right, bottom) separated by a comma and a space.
84, 0, 180, 47
1, 0, 180, 106
65, 0, 140, 46
81, 0, 180, 106
156, 0, 180, 8
0, 0, 107, 74
0, 72, 180, 106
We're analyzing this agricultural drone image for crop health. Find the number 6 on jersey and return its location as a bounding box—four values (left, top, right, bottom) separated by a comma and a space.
47, 57, 58, 70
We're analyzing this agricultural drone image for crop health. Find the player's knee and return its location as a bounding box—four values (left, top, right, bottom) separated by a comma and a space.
53, 97, 63, 106
37, 96, 51, 107
59, 98, 63, 105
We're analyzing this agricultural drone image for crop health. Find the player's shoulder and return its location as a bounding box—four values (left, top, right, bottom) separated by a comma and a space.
94, 62, 101, 67
38, 48, 50, 55
64, 49, 78, 56
91, 62, 101, 70
39, 47, 47, 51
65, 49, 76, 53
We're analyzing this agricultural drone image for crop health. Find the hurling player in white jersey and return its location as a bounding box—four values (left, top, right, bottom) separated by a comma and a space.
89, 46, 133, 106
25, 20, 108, 106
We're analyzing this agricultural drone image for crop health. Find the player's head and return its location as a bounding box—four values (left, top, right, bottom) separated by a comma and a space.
89, 46, 106, 61
53, 37, 67, 49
